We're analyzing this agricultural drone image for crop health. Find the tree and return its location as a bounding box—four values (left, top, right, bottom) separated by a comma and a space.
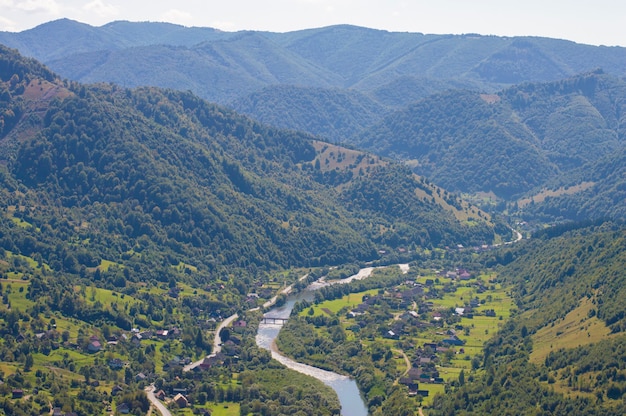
24, 354, 34, 372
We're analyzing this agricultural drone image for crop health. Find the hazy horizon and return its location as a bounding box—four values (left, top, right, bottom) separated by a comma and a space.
1, 0, 625, 47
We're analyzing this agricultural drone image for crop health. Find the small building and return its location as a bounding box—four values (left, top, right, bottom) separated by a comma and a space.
87, 340, 102, 353
12, 389, 24, 399
108, 358, 124, 370
385, 330, 399, 340
442, 335, 465, 346
117, 403, 130, 414
173, 393, 188, 408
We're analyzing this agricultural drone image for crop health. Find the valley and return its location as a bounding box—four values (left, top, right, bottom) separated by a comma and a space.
1, 19, 626, 416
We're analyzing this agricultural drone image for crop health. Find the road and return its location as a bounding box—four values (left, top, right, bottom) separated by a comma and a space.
183, 312, 239, 372
145, 384, 171, 416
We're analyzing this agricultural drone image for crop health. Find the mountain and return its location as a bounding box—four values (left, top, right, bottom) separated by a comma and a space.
3, 20, 626, 108
517, 146, 626, 222
45, 32, 342, 103
356, 71, 626, 206
231, 85, 388, 143
0, 44, 501, 288
0, 18, 228, 61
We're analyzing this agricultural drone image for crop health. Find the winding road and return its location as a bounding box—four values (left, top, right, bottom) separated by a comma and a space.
145, 384, 171, 416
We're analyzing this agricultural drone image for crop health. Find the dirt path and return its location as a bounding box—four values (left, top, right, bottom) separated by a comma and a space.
392, 348, 411, 385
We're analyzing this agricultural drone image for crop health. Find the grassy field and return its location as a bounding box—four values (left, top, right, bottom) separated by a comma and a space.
302, 289, 380, 317
530, 297, 613, 364
205, 402, 240, 416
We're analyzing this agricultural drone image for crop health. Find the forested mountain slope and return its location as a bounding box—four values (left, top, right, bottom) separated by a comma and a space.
2, 20, 626, 107
231, 85, 388, 143
517, 145, 626, 222
0, 45, 500, 291
357, 71, 626, 203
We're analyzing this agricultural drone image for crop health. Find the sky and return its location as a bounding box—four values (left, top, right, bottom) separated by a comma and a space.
0, 0, 625, 47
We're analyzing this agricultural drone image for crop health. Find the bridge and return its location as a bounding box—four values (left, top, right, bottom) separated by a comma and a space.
261, 317, 289, 325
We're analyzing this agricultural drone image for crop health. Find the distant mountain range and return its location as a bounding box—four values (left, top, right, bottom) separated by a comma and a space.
2, 19, 626, 106
2, 19, 626, 223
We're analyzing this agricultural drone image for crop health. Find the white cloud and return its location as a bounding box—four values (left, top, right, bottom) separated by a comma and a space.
13, 0, 60, 14
83, 0, 119, 18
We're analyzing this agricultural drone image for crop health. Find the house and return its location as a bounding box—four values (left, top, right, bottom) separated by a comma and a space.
117, 403, 130, 414
442, 335, 465, 346
12, 389, 24, 399
459, 271, 472, 280
87, 340, 102, 353
155, 390, 166, 401
111, 385, 123, 396
108, 358, 124, 370
419, 357, 432, 365
384, 330, 399, 340
135, 372, 147, 381
52, 408, 63, 416
131, 334, 142, 346
399, 378, 419, 395
173, 393, 188, 408
199, 353, 224, 370
407, 367, 423, 381
423, 342, 437, 351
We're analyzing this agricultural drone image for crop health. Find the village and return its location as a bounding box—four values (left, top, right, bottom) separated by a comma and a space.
299, 265, 514, 403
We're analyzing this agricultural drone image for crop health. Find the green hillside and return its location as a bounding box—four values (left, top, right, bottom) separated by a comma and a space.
429, 221, 626, 415
357, 71, 626, 204
231, 85, 388, 143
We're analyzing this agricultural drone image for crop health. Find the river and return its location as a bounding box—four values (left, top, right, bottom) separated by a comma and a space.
256, 287, 369, 416
255, 265, 409, 416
